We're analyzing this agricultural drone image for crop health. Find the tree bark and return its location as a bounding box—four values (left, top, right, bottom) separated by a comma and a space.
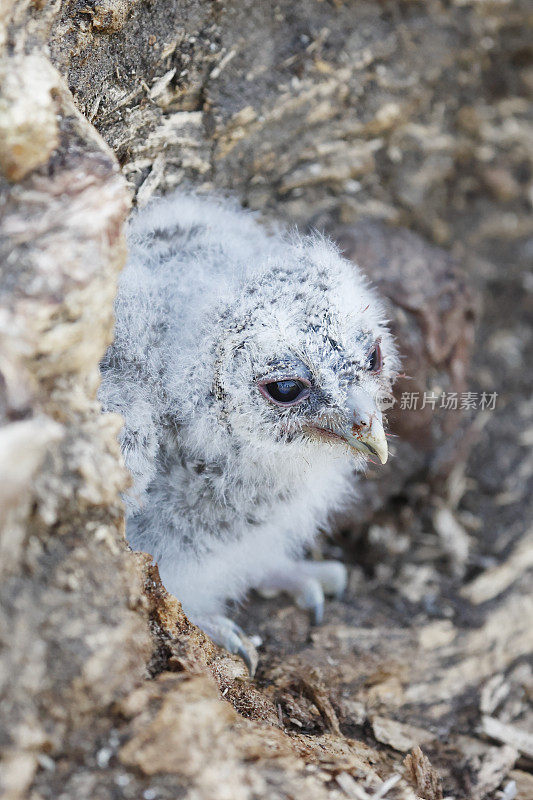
1, 2, 531, 799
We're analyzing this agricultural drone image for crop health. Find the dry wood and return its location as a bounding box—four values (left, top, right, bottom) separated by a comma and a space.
1, 1, 531, 799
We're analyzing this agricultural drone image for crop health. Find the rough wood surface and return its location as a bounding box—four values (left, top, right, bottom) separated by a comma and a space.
0, 1, 531, 799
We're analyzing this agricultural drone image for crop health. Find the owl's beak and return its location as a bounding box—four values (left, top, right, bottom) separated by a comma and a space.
306, 387, 389, 464
340, 386, 388, 465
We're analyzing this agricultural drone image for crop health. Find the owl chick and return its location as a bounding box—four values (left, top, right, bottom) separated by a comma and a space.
99, 193, 399, 671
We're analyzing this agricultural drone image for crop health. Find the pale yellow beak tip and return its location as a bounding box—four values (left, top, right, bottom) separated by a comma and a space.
354, 419, 388, 465
376, 444, 388, 465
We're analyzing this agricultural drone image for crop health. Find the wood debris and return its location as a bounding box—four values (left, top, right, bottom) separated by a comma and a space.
509, 770, 533, 800
481, 716, 533, 760
1, 1, 532, 799
371, 717, 435, 754
403, 747, 443, 800
461, 529, 533, 605
465, 744, 519, 800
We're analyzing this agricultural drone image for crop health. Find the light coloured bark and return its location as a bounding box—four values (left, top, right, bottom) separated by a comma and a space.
1, 1, 531, 799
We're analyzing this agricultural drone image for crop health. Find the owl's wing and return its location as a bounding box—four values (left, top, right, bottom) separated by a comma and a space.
99, 359, 160, 515
99, 191, 277, 513
98, 243, 170, 514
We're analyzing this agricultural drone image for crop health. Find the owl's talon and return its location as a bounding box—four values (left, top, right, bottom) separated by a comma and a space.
294, 577, 325, 625
257, 559, 346, 624
312, 597, 324, 625
300, 560, 348, 599
192, 614, 258, 676
235, 640, 258, 676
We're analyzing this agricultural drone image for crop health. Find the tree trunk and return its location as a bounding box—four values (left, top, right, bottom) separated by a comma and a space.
1, 2, 531, 799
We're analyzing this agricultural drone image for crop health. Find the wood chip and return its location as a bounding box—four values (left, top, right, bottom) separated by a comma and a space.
298, 674, 341, 736
433, 506, 470, 573
149, 68, 176, 100
210, 48, 237, 79
136, 154, 166, 208
403, 746, 443, 800
509, 769, 533, 800
461, 529, 533, 604
374, 773, 401, 799
480, 674, 510, 715
372, 716, 435, 753
468, 744, 518, 800
418, 620, 456, 650
335, 772, 370, 799
482, 715, 533, 759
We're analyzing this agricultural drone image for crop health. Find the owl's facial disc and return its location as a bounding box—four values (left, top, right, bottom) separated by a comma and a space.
255, 352, 388, 464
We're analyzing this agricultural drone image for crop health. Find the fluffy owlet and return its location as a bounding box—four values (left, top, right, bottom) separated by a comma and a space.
99, 193, 399, 671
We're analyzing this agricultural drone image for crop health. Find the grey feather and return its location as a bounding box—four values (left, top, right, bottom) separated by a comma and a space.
99, 192, 399, 630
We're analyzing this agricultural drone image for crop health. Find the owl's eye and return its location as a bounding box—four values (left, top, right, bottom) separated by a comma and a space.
366, 342, 383, 373
259, 379, 310, 406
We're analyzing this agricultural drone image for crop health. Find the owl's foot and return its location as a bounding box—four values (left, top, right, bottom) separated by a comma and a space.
194, 614, 258, 676
257, 559, 347, 625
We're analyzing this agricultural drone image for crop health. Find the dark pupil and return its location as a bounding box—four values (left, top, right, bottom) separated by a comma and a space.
266, 380, 302, 403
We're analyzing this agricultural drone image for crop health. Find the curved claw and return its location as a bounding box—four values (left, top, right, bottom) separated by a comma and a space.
235, 640, 258, 676
312, 598, 324, 626
191, 614, 258, 676
256, 559, 347, 626
295, 577, 325, 625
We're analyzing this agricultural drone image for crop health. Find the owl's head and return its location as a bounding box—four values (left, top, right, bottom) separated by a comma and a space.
203, 235, 399, 468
